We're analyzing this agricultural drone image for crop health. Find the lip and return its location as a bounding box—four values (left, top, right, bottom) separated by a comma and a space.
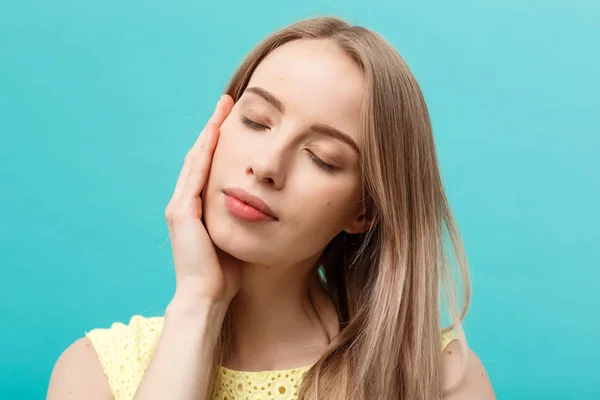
223, 188, 278, 221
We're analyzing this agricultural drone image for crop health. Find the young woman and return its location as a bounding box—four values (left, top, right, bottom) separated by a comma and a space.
48, 16, 495, 400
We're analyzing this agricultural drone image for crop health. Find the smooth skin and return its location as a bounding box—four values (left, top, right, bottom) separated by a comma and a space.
48, 39, 495, 399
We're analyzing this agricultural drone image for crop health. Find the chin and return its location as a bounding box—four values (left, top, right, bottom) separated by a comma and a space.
203, 204, 279, 266
210, 225, 281, 265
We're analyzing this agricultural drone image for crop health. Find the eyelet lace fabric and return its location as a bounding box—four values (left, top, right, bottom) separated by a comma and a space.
213, 365, 311, 400
86, 315, 457, 400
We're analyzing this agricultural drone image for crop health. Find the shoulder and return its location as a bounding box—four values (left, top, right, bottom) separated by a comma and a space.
84, 314, 165, 358
441, 339, 496, 400
47, 337, 111, 399
47, 315, 165, 400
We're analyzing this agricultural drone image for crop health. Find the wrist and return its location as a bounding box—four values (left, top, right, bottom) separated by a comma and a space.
167, 291, 229, 325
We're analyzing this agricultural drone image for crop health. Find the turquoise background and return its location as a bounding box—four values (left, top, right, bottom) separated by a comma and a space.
1, 0, 598, 398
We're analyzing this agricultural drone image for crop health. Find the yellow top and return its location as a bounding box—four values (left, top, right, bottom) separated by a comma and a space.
86, 315, 457, 400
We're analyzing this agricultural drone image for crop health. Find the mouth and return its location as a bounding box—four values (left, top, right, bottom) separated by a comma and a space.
222, 188, 278, 222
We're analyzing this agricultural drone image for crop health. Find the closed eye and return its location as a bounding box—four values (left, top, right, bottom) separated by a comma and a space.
239, 115, 337, 173
240, 116, 269, 131
306, 150, 336, 173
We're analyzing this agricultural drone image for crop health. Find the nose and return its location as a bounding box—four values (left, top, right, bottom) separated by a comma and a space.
246, 148, 286, 190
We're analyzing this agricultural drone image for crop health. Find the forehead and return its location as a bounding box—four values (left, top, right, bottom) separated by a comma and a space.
245, 39, 365, 141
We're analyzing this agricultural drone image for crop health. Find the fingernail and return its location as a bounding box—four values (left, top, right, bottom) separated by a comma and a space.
217, 95, 225, 105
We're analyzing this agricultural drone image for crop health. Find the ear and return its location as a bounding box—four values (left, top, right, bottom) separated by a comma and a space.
343, 211, 375, 234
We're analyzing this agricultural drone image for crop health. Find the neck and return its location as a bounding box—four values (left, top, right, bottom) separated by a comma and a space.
225, 254, 339, 371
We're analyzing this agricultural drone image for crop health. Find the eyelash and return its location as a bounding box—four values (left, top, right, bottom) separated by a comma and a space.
306, 151, 336, 172
239, 116, 337, 173
239, 116, 267, 131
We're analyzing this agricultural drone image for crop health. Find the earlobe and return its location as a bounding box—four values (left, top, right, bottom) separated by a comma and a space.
343, 213, 374, 234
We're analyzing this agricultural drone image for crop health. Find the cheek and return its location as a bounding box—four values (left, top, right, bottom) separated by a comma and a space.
289, 180, 360, 233
210, 124, 246, 171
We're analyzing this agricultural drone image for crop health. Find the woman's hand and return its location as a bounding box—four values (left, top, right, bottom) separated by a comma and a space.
165, 95, 241, 308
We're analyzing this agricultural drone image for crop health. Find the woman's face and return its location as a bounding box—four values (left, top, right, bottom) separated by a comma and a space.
203, 38, 367, 266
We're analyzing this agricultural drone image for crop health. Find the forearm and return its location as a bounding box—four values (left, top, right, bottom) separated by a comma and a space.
133, 296, 227, 400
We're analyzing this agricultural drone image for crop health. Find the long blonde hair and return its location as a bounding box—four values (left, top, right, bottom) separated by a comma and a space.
208, 15, 471, 400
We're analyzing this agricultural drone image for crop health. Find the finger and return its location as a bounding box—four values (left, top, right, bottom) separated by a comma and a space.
179, 94, 233, 187
173, 122, 220, 200
171, 95, 233, 201
188, 94, 233, 151
208, 94, 234, 127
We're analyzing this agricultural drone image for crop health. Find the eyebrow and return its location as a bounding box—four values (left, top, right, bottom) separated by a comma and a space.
245, 86, 360, 155
246, 87, 285, 113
